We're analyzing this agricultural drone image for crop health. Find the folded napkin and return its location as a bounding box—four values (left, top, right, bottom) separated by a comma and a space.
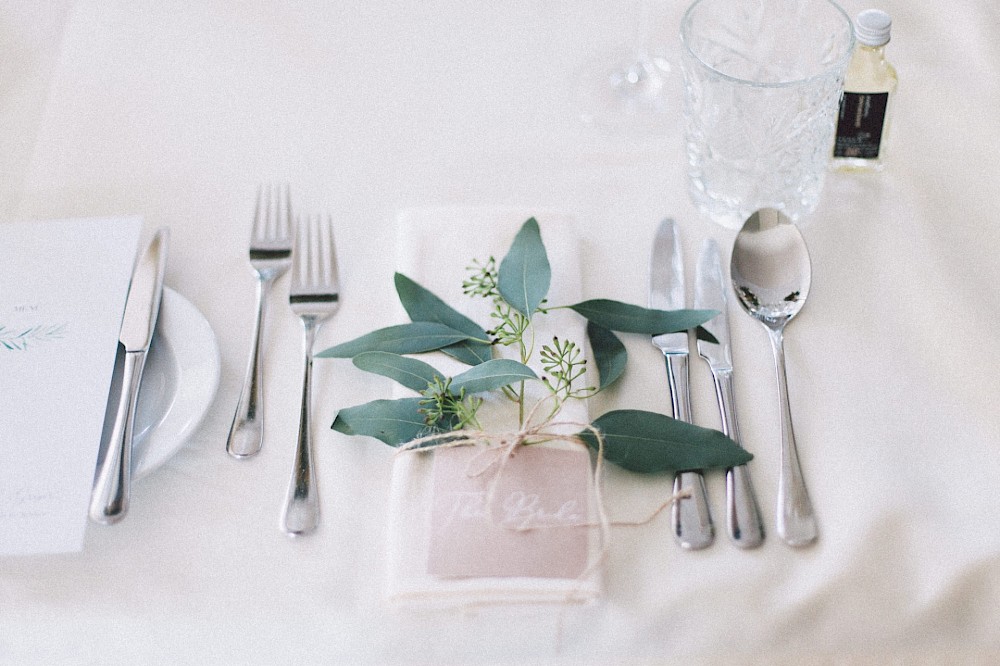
386, 208, 602, 607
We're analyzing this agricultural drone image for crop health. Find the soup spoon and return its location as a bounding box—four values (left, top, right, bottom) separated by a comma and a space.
730, 208, 817, 546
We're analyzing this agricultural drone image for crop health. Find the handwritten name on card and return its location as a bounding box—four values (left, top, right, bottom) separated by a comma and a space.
427, 446, 591, 579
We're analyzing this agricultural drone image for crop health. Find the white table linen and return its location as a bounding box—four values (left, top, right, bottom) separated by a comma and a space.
3, 0, 1000, 663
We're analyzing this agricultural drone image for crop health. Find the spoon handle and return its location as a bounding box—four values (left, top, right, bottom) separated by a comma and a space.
766, 328, 818, 546
664, 354, 714, 550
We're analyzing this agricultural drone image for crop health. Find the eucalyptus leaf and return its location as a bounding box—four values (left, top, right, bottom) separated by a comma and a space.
578, 409, 751, 473
694, 325, 719, 345
497, 218, 550, 316
394, 272, 493, 365
352, 352, 441, 392
331, 397, 428, 447
568, 299, 716, 335
450, 358, 538, 394
316, 322, 475, 358
586, 321, 627, 390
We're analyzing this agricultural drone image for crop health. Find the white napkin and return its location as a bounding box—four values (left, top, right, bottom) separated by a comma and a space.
386, 208, 602, 607
0, 217, 142, 555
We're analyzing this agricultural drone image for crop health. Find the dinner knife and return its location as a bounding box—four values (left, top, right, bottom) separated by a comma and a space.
649, 218, 714, 550
90, 227, 170, 524
694, 239, 765, 548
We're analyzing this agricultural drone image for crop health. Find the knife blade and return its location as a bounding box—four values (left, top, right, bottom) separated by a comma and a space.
649, 218, 713, 550
90, 227, 170, 524
695, 239, 764, 548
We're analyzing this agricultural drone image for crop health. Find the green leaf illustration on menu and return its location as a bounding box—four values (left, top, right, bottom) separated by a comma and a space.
0, 323, 67, 351
323, 218, 750, 474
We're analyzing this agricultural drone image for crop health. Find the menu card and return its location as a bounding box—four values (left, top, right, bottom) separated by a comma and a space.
0, 217, 141, 555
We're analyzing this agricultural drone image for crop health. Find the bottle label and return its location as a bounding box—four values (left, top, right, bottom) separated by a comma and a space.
833, 92, 889, 159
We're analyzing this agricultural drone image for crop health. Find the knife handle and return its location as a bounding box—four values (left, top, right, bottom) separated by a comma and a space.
712, 370, 765, 548
90, 349, 144, 524
663, 354, 714, 550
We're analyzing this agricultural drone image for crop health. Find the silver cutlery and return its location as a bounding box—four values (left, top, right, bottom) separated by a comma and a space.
90, 227, 169, 524
281, 213, 340, 537
731, 208, 817, 547
694, 238, 765, 549
649, 218, 714, 550
227, 184, 293, 459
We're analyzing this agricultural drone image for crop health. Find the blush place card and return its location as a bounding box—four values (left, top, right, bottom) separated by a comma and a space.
427, 446, 592, 579
0, 217, 142, 555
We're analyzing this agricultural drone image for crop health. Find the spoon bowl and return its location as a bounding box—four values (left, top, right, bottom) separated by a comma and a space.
731, 208, 817, 546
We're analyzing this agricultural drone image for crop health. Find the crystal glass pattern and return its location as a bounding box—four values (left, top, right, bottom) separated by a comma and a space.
680, 0, 854, 228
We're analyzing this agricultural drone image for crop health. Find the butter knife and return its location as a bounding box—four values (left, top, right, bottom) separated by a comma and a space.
649, 219, 713, 550
694, 239, 765, 548
89, 227, 170, 524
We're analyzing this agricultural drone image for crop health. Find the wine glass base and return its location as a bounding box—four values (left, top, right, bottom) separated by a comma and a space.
575, 49, 677, 135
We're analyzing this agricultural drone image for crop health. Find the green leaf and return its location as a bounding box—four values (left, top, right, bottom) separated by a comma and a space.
394, 273, 493, 365
694, 325, 719, 345
352, 352, 441, 392
497, 218, 551, 316
331, 398, 428, 446
586, 322, 627, 390
450, 358, 538, 394
568, 299, 716, 335
316, 322, 476, 358
578, 409, 751, 473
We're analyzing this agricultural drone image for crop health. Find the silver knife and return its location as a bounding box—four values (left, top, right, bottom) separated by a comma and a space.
90, 227, 170, 524
694, 239, 765, 548
649, 218, 713, 550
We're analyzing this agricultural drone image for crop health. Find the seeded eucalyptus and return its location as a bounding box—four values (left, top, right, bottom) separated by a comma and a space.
324, 218, 751, 474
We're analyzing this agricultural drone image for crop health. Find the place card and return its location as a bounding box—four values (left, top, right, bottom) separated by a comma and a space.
0, 217, 142, 555
427, 446, 591, 579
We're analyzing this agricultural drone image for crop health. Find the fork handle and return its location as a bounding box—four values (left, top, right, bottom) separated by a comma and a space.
664, 354, 714, 550
281, 320, 321, 536
227, 277, 270, 458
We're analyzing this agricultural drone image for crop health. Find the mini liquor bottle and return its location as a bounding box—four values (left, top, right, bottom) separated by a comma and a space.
832, 9, 898, 171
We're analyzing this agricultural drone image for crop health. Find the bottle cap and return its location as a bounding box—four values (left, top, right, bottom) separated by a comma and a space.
855, 9, 892, 47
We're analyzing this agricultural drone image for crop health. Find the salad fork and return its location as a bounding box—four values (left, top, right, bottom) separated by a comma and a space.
227, 183, 293, 459
281, 213, 340, 537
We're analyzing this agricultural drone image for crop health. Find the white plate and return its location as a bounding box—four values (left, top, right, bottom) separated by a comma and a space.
100, 287, 220, 480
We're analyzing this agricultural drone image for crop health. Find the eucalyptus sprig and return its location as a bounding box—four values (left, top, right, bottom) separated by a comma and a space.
418, 376, 483, 431
323, 218, 752, 475
539, 336, 594, 403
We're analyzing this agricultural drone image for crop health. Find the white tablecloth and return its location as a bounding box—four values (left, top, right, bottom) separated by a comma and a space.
3, 0, 999, 663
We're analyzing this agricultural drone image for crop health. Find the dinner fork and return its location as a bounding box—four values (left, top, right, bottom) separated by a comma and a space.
227, 183, 293, 458
281, 213, 339, 536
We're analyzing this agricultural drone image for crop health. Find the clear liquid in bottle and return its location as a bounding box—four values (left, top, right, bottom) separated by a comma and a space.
832, 9, 898, 171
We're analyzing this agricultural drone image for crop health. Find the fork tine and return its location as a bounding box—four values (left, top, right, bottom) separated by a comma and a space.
252, 183, 267, 240
320, 214, 338, 286
276, 183, 291, 241
310, 214, 319, 287
293, 213, 310, 290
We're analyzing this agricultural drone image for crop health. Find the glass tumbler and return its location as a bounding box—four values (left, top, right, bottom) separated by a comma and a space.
680, 0, 854, 228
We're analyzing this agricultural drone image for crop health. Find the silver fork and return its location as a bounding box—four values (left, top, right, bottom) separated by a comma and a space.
227, 183, 293, 458
281, 213, 340, 536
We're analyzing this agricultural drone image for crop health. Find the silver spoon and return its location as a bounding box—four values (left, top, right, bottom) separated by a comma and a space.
730, 208, 817, 547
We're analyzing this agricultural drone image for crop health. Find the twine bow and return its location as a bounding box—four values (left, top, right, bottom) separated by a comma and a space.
396, 397, 690, 578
